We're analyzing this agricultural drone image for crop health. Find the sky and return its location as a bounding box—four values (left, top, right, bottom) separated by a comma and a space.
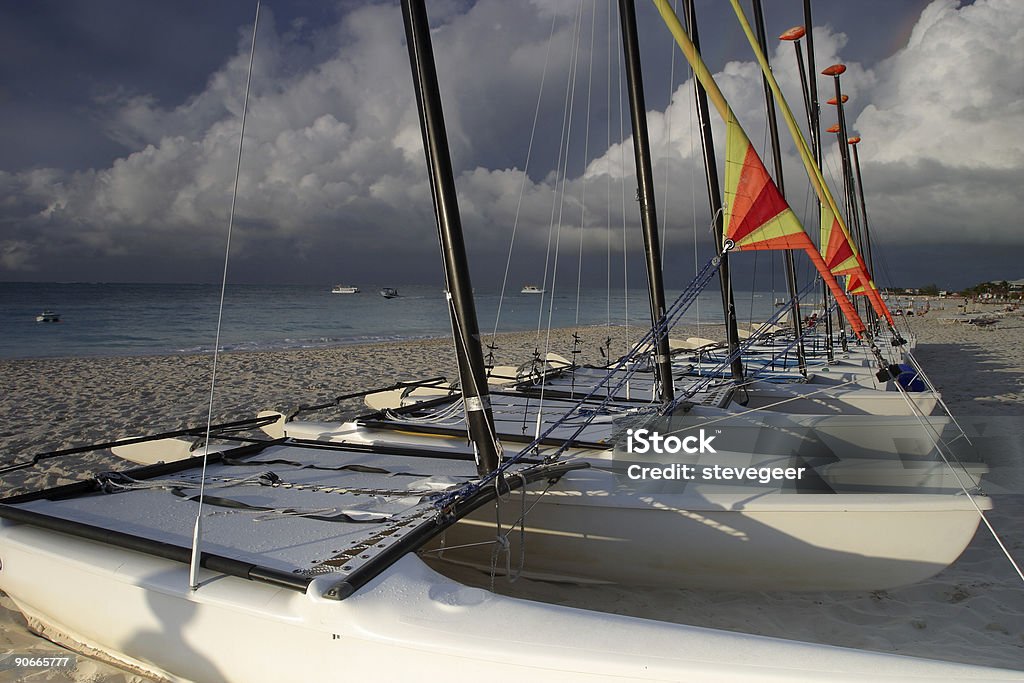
0, 0, 1020, 291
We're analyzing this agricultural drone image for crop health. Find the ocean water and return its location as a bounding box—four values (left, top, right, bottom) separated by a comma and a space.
0, 282, 780, 359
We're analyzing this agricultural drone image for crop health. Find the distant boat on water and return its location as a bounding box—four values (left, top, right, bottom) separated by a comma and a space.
331, 285, 360, 294
35, 310, 60, 323
520, 285, 544, 294
379, 287, 399, 299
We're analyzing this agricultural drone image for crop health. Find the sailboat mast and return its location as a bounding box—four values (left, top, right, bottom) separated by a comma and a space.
751, 0, 806, 376
400, 0, 500, 476
618, 0, 674, 404
683, 0, 744, 383
826, 82, 864, 255
802, 0, 839, 357
824, 66, 874, 331
848, 136, 877, 282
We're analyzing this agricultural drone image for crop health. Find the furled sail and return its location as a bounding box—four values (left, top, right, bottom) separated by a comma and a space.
724, 117, 866, 334
651, 0, 866, 336
724, 123, 806, 251
724, 0, 894, 326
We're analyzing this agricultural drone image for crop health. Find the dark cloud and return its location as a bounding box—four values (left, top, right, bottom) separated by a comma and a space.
0, 0, 1020, 292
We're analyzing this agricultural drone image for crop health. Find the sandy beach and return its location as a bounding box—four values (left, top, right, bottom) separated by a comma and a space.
1, 313, 1022, 681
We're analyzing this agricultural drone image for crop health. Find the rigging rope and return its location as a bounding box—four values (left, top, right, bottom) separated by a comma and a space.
616, 7, 630, 361
657, 0, 681, 272
886, 366, 1024, 586
489, 9, 559, 349
535, 0, 586, 439
535, 1, 585, 341
661, 276, 815, 415
605, 0, 614, 353
191, 0, 260, 592
574, 1, 598, 335
433, 253, 724, 512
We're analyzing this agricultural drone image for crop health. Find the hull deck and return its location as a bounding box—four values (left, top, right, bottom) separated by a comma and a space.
0, 438, 575, 597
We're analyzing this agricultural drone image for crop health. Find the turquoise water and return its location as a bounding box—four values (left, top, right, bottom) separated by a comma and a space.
0, 282, 779, 359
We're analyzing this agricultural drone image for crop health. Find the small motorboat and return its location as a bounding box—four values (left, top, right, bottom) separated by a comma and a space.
331, 285, 360, 294
380, 287, 399, 299
35, 311, 60, 323
521, 285, 544, 294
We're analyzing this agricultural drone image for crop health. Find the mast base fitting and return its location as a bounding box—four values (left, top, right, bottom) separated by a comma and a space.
875, 364, 902, 383
891, 335, 907, 347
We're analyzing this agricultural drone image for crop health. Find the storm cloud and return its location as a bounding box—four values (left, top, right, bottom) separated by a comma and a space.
0, 0, 1020, 290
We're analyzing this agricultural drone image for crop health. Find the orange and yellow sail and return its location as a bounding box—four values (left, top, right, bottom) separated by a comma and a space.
723, 0, 894, 326
651, 0, 867, 336
820, 201, 859, 274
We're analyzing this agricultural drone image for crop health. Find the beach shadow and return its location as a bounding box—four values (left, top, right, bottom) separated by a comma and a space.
425, 473, 1024, 671
118, 568, 229, 683
427, 455, 980, 592
913, 340, 1024, 414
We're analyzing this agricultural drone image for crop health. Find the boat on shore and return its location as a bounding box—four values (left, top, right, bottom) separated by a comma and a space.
2, 431, 1011, 682
265, 324, 987, 591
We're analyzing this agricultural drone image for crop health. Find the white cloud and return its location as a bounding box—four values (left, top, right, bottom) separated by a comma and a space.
856, 0, 1024, 170
0, 0, 1021, 283
847, 0, 1024, 245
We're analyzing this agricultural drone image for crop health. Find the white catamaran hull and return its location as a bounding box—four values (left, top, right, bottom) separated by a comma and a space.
742, 381, 939, 416
2, 522, 1018, 682
276, 419, 989, 591
442, 475, 987, 591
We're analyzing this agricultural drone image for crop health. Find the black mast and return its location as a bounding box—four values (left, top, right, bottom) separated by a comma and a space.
618, 0, 674, 404
824, 66, 873, 332
802, 0, 839, 357
849, 137, 876, 282
401, 0, 500, 476
829, 88, 863, 256
751, 0, 806, 376
849, 135, 880, 333
683, 0, 744, 383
